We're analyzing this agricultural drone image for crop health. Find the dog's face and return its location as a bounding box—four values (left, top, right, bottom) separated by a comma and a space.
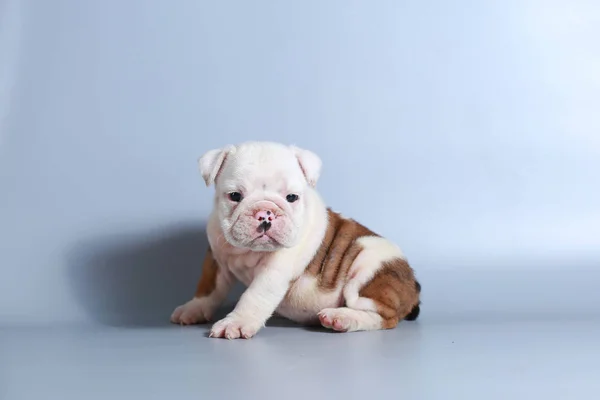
199, 142, 322, 252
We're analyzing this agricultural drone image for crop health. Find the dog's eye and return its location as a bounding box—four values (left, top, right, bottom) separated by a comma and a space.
228, 192, 243, 202
286, 194, 299, 203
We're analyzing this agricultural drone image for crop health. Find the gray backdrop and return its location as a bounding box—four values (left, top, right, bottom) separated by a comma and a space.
1, 0, 599, 327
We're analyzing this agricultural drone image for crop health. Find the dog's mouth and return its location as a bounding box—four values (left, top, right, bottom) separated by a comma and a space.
225, 211, 293, 250
244, 232, 284, 251
251, 233, 279, 245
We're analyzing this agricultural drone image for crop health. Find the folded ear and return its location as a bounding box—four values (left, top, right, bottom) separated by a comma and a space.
198, 145, 234, 186
290, 145, 322, 187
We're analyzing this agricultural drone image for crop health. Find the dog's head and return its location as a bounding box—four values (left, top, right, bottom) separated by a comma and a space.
199, 141, 322, 252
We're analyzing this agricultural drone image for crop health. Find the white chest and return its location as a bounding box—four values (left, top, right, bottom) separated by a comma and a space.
216, 250, 267, 287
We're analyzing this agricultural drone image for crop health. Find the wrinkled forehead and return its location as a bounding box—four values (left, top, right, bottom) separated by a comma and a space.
219, 145, 305, 191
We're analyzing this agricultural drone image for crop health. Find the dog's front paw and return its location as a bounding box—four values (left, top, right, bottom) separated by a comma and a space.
170, 298, 213, 325
209, 315, 263, 339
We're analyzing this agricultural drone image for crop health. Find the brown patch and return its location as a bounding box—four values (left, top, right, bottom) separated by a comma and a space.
193, 247, 219, 298
358, 258, 421, 329
305, 209, 378, 290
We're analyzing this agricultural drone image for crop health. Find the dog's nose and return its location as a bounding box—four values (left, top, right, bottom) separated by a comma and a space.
259, 220, 271, 232
255, 210, 275, 233
255, 210, 275, 222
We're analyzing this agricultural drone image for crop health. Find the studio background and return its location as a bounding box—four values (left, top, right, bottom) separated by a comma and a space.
1, 1, 599, 328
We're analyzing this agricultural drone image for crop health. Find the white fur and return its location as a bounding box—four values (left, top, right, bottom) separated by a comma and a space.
318, 307, 384, 332
343, 236, 406, 312
290, 145, 322, 187
275, 275, 343, 324
198, 145, 236, 186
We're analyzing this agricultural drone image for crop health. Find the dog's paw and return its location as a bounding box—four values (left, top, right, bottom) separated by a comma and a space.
209, 315, 262, 339
318, 308, 356, 332
170, 298, 213, 325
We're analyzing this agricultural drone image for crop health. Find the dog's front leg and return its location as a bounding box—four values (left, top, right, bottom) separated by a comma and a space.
209, 264, 292, 339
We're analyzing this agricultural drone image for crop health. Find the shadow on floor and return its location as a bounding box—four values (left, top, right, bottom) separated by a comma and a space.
66, 221, 242, 327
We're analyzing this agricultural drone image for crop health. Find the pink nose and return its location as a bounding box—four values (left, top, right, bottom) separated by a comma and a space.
255, 210, 275, 222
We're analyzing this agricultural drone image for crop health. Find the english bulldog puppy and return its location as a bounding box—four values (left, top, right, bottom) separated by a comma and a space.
171, 141, 421, 339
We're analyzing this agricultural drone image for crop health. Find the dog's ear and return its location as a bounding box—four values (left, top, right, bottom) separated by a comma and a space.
198, 145, 235, 186
290, 145, 322, 187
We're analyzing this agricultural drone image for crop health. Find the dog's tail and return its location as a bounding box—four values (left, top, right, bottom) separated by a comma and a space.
404, 280, 421, 321
404, 304, 420, 320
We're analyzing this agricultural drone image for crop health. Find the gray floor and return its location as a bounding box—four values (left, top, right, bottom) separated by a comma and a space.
3, 315, 600, 400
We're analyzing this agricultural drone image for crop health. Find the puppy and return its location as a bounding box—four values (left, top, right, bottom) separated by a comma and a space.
171, 141, 421, 339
